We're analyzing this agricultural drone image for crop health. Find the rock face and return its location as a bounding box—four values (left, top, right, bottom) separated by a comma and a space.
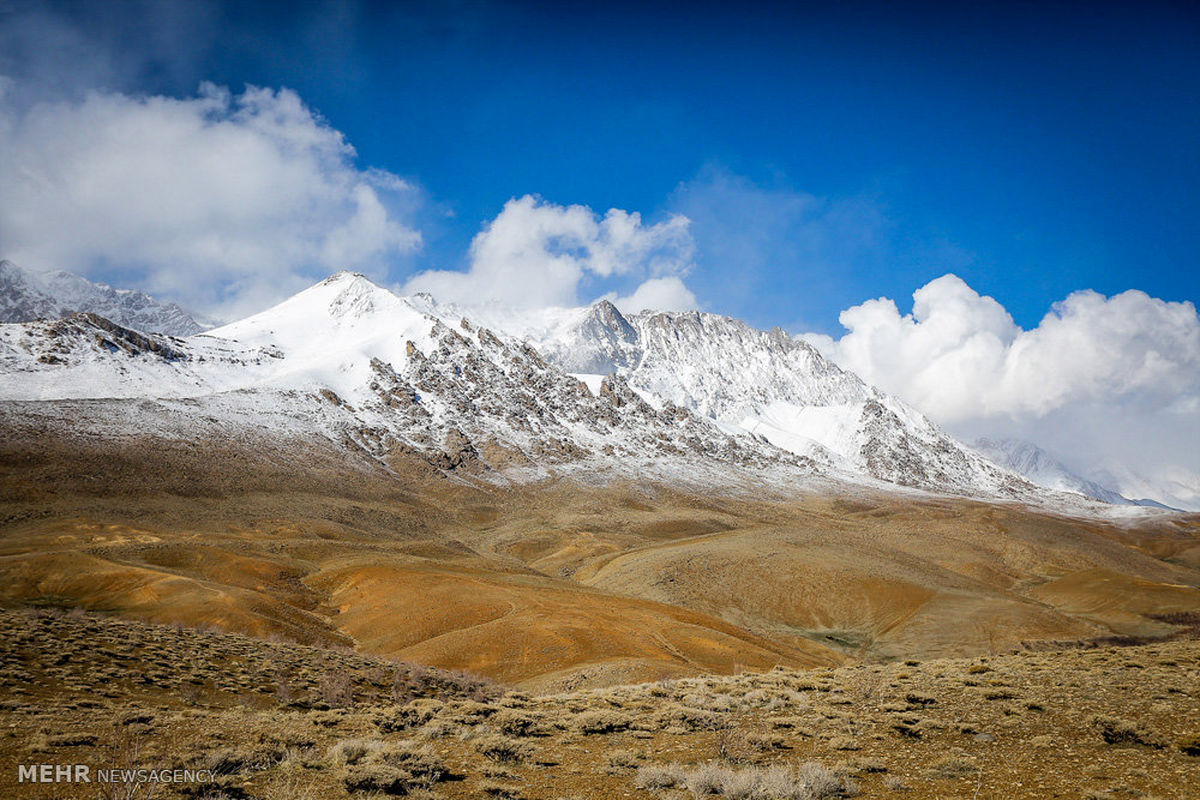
535, 299, 642, 374
0, 260, 208, 335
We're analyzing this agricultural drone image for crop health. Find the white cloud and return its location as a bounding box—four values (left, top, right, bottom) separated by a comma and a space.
606, 276, 699, 314
805, 274, 1200, 506
403, 195, 695, 310
0, 82, 421, 317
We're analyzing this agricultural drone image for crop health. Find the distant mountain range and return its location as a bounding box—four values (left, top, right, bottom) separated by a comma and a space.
0, 260, 211, 336
971, 437, 1178, 510
0, 266, 1189, 513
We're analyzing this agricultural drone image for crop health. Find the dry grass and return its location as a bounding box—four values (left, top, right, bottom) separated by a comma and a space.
1, 607, 1198, 799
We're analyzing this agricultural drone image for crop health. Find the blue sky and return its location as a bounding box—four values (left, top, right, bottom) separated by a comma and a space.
1, 0, 1197, 332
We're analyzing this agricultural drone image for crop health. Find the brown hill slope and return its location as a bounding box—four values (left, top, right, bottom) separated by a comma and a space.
2, 411, 1199, 690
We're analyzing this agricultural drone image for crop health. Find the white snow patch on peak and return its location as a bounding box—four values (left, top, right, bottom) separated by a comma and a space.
207, 271, 440, 399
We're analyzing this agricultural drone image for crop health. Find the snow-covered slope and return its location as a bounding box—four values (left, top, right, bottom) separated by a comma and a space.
513, 301, 1034, 498
970, 438, 1154, 507
0, 273, 812, 487
0, 260, 209, 335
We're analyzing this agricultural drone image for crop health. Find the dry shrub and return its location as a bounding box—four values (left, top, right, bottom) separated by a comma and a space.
575, 708, 631, 734
478, 778, 523, 798
337, 740, 446, 794
474, 733, 533, 763
343, 762, 412, 795
328, 738, 383, 765
376, 742, 446, 784
494, 708, 547, 737
684, 762, 726, 795
829, 735, 860, 751
320, 669, 354, 708
444, 699, 499, 725
606, 748, 641, 770
377, 698, 445, 732
635, 763, 682, 790
654, 703, 723, 732
634, 761, 856, 799
1091, 716, 1161, 748
746, 731, 786, 751
927, 755, 977, 779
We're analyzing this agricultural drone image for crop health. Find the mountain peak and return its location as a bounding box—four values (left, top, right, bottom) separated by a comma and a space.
320, 270, 371, 285
0, 261, 206, 336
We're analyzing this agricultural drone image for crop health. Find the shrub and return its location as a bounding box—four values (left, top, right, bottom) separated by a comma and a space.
928, 755, 977, 779
635, 764, 681, 790
634, 761, 856, 799
474, 733, 533, 763
1091, 716, 1161, 748
606, 748, 641, 770
320, 669, 354, 708
654, 704, 722, 732
494, 708, 545, 737
343, 763, 412, 795
576, 709, 630, 734
375, 742, 446, 785
478, 779, 522, 798
378, 699, 445, 732
682, 762, 725, 796
328, 738, 383, 766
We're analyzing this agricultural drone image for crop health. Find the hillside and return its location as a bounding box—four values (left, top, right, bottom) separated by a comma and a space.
2, 397, 1198, 689
1, 607, 1197, 799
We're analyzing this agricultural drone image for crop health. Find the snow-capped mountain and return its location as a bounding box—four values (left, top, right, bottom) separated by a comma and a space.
970, 437, 1164, 507
0, 260, 210, 335
504, 301, 1032, 497
0, 273, 811, 487
1085, 461, 1197, 512
0, 271, 1158, 509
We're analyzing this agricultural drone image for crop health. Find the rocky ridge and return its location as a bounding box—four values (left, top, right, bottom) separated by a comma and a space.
0, 260, 209, 335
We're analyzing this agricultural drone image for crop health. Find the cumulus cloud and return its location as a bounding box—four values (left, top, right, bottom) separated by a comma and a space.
605, 276, 699, 314
0, 82, 421, 316
806, 274, 1200, 422
403, 195, 696, 310
804, 274, 1200, 506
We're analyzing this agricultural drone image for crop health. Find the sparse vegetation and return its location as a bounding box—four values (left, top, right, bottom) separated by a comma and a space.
1, 591, 1199, 799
